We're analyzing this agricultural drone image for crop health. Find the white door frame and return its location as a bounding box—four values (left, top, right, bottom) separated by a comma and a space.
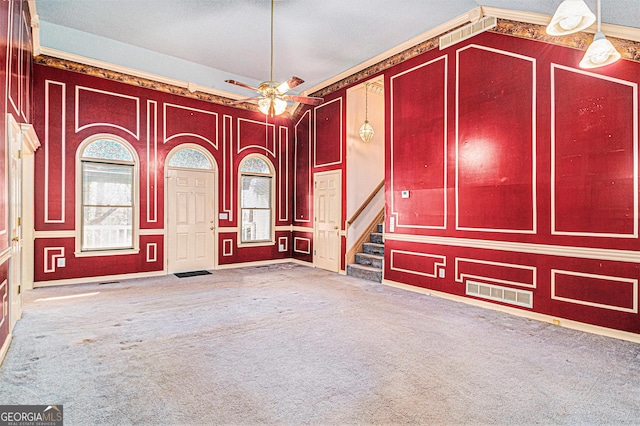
7, 114, 22, 333
164, 145, 218, 273
313, 169, 342, 272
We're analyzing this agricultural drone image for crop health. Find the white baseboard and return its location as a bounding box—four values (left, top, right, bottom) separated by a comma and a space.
34, 270, 167, 288
0, 333, 12, 366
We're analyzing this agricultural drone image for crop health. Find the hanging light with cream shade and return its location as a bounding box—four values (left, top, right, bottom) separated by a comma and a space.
579, 0, 621, 68
359, 83, 375, 143
546, 0, 596, 36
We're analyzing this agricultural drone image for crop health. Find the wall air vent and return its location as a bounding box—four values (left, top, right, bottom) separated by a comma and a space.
439, 16, 497, 50
466, 280, 533, 309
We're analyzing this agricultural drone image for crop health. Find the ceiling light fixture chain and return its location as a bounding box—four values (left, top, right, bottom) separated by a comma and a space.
225, 0, 324, 116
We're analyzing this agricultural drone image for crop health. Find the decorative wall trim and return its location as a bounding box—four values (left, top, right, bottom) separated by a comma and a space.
163, 103, 219, 149
75, 86, 141, 139
34, 270, 166, 288
44, 247, 65, 273
313, 97, 343, 168
550, 63, 638, 238
389, 250, 446, 278
551, 269, 638, 314
237, 118, 276, 157
146, 242, 157, 262
293, 237, 311, 254
278, 236, 288, 252
222, 114, 233, 221
455, 44, 536, 234
390, 55, 448, 230
294, 110, 312, 223
385, 233, 640, 264
146, 100, 158, 223
222, 239, 233, 257
44, 80, 66, 224
455, 258, 537, 289
278, 126, 289, 222
381, 277, 640, 344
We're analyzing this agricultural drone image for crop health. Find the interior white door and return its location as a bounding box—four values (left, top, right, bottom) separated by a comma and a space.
314, 170, 342, 272
7, 116, 22, 332
167, 168, 215, 273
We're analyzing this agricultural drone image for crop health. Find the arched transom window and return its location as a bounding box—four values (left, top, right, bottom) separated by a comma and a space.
79, 138, 137, 251
168, 147, 213, 170
239, 155, 274, 243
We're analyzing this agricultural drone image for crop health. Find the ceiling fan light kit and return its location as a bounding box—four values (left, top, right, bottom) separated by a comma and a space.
225, 0, 323, 116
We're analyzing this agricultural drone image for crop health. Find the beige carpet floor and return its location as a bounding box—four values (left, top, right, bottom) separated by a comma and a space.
0, 263, 639, 425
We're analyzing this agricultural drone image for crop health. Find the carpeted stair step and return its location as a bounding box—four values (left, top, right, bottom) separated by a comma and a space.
363, 242, 384, 256
377, 223, 384, 233
355, 252, 384, 269
347, 263, 382, 283
370, 232, 383, 244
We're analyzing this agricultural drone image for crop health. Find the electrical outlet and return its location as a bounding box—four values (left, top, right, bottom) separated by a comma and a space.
401, 190, 410, 198
438, 268, 445, 278
279, 244, 285, 252
57, 257, 66, 267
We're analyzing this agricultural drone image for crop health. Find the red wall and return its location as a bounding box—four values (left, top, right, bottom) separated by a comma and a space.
0, 1, 31, 350
295, 30, 640, 335
32, 65, 294, 282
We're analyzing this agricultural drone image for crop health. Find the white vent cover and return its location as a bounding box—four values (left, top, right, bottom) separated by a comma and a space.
466, 280, 533, 308
439, 16, 497, 50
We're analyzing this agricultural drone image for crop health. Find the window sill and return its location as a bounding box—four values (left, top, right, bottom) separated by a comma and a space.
237, 241, 275, 248
75, 248, 140, 257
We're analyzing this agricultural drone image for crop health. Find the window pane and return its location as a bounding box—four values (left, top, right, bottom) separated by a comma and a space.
83, 139, 133, 162
240, 157, 270, 174
241, 208, 271, 242
241, 176, 271, 209
83, 163, 133, 206
168, 148, 212, 169
83, 206, 133, 249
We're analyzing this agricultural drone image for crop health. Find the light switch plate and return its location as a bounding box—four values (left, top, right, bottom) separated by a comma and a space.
401, 190, 410, 198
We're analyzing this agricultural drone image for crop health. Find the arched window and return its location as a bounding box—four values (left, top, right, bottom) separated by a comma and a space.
167, 147, 213, 170
79, 137, 137, 252
239, 155, 274, 243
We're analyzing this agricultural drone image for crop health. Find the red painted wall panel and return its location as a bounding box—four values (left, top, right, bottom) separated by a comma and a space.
553, 66, 636, 236
390, 56, 447, 229
292, 231, 312, 263
456, 45, 535, 232
76, 87, 140, 138
314, 98, 342, 167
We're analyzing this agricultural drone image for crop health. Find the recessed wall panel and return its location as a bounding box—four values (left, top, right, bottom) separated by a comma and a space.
456, 45, 536, 233
552, 65, 638, 237
390, 55, 447, 229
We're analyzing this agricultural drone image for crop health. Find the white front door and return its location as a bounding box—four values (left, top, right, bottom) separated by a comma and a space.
314, 170, 342, 272
7, 116, 22, 332
167, 168, 215, 273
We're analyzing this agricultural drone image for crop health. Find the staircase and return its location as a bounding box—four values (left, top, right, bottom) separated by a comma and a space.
347, 223, 384, 282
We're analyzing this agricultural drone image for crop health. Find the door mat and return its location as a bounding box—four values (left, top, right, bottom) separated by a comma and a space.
174, 270, 212, 278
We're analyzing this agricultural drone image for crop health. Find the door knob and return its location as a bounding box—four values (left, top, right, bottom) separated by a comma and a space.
11, 237, 18, 242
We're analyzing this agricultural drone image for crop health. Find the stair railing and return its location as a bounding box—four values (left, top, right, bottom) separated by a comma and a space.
345, 179, 385, 267
345, 179, 384, 230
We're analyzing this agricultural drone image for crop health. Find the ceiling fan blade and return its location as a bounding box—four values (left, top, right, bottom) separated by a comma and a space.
283, 94, 324, 106
230, 96, 263, 105
225, 79, 260, 93
277, 76, 304, 94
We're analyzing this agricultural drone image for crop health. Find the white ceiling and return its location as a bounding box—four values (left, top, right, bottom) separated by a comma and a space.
34, 0, 640, 99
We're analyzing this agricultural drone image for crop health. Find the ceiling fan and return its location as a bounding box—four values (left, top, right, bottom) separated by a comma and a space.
226, 0, 323, 116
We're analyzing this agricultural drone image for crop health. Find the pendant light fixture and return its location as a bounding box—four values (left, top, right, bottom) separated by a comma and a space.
579, 0, 620, 68
546, 0, 596, 36
359, 83, 374, 143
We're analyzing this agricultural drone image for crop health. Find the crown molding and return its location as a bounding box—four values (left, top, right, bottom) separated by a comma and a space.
34, 50, 263, 113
